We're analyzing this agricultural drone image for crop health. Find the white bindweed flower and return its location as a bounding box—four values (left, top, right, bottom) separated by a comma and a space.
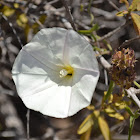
12, 27, 100, 118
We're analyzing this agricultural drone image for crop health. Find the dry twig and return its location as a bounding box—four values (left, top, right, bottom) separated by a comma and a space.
107, 0, 120, 11
119, 35, 140, 48
96, 21, 131, 42
126, 88, 140, 108
61, 0, 77, 31
26, 109, 30, 140
1, 13, 23, 47
0, 94, 25, 139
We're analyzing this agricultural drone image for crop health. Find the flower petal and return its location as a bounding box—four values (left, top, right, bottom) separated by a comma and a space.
21, 77, 73, 118
68, 68, 99, 116
26, 28, 69, 66
63, 30, 98, 71
12, 48, 58, 75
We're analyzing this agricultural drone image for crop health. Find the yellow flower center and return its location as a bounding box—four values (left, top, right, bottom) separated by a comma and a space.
59, 66, 74, 78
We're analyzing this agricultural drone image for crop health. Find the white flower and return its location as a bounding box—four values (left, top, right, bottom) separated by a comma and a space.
12, 27, 99, 118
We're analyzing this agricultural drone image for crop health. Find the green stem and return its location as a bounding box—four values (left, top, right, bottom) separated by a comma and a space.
133, 81, 140, 89
128, 116, 135, 140
88, 0, 93, 13
104, 80, 115, 101
88, 0, 94, 25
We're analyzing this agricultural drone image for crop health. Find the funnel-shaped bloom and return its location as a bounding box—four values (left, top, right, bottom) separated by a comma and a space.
12, 28, 99, 118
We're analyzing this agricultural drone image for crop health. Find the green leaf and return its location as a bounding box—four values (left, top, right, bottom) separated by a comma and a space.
134, 110, 140, 119
103, 40, 112, 51
90, 13, 94, 25
125, 106, 134, 117
115, 102, 126, 110
131, 13, 140, 35
2, 6, 15, 17
87, 105, 95, 110
93, 110, 100, 118
16, 13, 28, 28
133, 81, 140, 89
105, 106, 124, 120
137, 2, 140, 10
105, 106, 116, 114
108, 112, 124, 120
24, 24, 30, 42
78, 24, 99, 34
128, 116, 135, 140
77, 114, 94, 135
14, 3, 19, 8
80, 126, 92, 140
116, 10, 128, 17
98, 116, 111, 140
129, 0, 140, 11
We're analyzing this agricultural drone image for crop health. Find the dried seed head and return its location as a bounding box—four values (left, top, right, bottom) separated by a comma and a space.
110, 48, 136, 89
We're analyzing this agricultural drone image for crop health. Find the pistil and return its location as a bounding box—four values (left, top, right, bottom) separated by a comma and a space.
59, 66, 74, 78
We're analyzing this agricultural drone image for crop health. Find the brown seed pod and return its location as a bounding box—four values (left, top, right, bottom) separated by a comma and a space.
110, 48, 136, 89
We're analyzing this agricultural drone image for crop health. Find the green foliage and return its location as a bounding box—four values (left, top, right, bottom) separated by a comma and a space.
103, 91, 129, 121
129, 0, 140, 11
0, 2, 47, 42
1, 1, 140, 139
1, 5, 15, 17
104, 81, 115, 102
16, 13, 28, 28
116, 10, 128, 16
134, 81, 140, 88
78, 113, 94, 135
77, 1, 140, 138
98, 116, 111, 140
131, 13, 140, 35
126, 107, 140, 140
117, 0, 140, 35
78, 109, 111, 140
78, 24, 99, 34
80, 126, 92, 140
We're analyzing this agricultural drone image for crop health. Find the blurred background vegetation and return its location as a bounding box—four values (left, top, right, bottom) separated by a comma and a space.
0, 0, 140, 140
